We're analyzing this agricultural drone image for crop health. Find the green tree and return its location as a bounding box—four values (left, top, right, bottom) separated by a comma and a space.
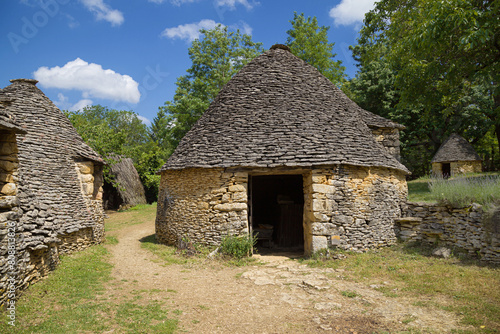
350, 0, 499, 174
65, 105, 162, 200
163, 25, 264, 147
286, 12, 346, 86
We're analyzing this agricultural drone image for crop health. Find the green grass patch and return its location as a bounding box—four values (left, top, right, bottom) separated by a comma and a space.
302, 243, 500, 332
407, 177, 434, 203
105, 235, 119, 245
105, 203, 157, 231
115, 301, 177, 333
0, 245, 178, 333
140, 234, 198, 266
341, 290, 358, 298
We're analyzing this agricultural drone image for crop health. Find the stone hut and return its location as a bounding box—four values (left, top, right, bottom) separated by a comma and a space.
0, 79, 105, 307
103, 154, 147, 210
431, 133, 482, 177
155, 45, 409, 255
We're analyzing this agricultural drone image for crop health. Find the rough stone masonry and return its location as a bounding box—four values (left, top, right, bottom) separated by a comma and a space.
0, 79, 106, 307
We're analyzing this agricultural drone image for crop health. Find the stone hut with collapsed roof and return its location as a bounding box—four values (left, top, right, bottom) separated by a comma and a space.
0, 79, 105, 307
431, 133, 482, 177
156, 45, 409, 255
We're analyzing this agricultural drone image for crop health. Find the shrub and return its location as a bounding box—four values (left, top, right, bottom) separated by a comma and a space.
219, 234, 256, 259
429, 174, 500, 208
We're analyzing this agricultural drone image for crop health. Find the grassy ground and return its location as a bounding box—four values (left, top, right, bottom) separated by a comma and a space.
105, 203, 158, 232
302, 244, 500, 333
407, 172, 500, 205
1, 203, 178, 334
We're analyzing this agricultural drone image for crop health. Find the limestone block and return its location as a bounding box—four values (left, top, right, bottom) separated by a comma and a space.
228, 184, 246, 192
0, 160, 18, 172
213, 203, 247, 212
76, 161, 94, 174
0, 173, 15, 183
211, 188, 227, 194
232, 192, 247, 202
197, 202, 209, 210
81, 182, 94, 196
333, 215, 353, 225
222, 193, 231, 203
311, 175, 326, 184
311, 222, 339, 235
312, 199, 325, 211
0, 196, 19, 209
311, 235, 328, 253
311, 184, 335, 194
330, 235, 341, 246
1, 183, 16, 196
0, 142, 18, 155
80, 174, 94, 183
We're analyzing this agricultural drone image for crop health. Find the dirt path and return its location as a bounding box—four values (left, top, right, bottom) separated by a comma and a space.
104, 220, 466, 333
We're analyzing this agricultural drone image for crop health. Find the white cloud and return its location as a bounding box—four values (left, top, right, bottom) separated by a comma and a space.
70, 99, 93, 112
215, 0, 257, 10
80, 0, 124, 26
33, 58, 140, 104
161, 19, 221, 42
329, 0, 377, 27
148, 0, 198, 4
137, 115, 151, 126
230, 21, 252, 35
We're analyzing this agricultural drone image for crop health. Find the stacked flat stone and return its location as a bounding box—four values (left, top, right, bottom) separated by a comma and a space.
0, 79, 105, 307
156, 46, 410, 255
160, 48, 408, 173
396, 202, 499, 264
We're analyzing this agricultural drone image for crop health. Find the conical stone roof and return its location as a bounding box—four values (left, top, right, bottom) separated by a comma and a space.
160, 47, 408, 173
1, 79, 103, 163
431, 133, 481, 163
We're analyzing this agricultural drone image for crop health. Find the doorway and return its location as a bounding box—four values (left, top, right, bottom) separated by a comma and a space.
249, 174, 304, 251
442, 163, 451, 178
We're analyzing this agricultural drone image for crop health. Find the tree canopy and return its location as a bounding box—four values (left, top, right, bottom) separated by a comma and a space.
349, 0, 499, 175
286, 12, 346, 86
65, 105, 165, 202
161, 25, 264, 148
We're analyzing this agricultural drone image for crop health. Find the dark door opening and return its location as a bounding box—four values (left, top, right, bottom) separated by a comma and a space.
442, 163, 451, 178
250, 175, 304, 251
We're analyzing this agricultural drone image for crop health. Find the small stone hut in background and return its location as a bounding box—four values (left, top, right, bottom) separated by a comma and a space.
103, 154, 147, 210
0, 79, 105, 307
156, 45, 409, 255
431, 133, 482, 177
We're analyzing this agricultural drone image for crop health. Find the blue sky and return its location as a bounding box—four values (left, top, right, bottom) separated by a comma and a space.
1, 0, 377, 125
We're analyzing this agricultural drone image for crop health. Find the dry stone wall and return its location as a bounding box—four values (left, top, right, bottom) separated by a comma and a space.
156, 165, 408, 256
304, 165, 408, 254
0, 130, 22, 308
0, 79, 105, 308
396, 202, 500, 263
156, 168, 249, 246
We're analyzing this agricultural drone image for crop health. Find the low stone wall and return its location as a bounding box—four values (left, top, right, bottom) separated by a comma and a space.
304, 165, 408, 254
156, 168, 249, 246
156, 165, 408, 255
396, 202, 499, 263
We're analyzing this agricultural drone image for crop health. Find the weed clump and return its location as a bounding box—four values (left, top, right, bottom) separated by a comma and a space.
219, 234, 256, 259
